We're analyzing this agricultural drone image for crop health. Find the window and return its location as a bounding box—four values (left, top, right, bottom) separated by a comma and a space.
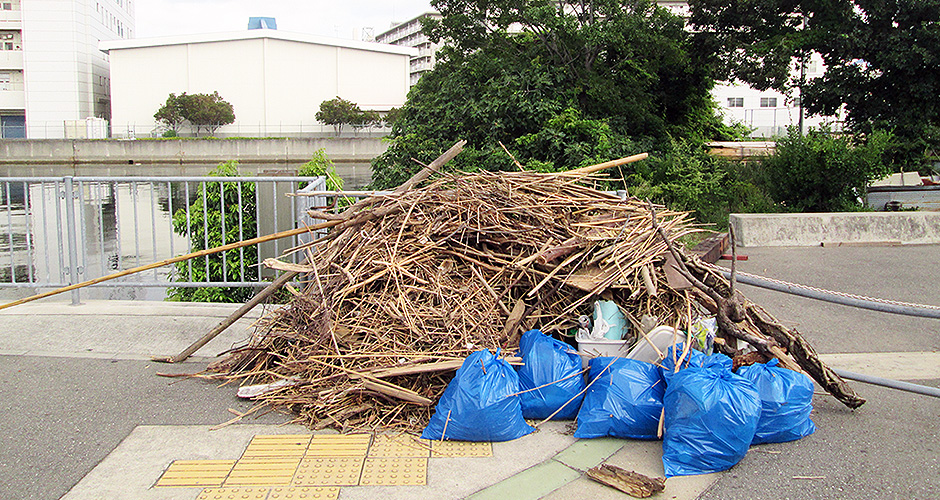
727, 97, 744, 108
2, 42, 12, 51
760, 97, 778, 108
1, 3, 12, 11
0, 72, 10, 91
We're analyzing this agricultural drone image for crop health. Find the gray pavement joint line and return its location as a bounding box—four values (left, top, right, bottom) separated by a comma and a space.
0, 349, 216, 363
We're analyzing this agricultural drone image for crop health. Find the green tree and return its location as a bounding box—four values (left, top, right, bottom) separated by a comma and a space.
154, 93, 186, 134
755, 127, 894, 212
168, 161, 257, 302
316, 97, 361, 135
371, 0, 736, 190
153, 91, 235, 137
181, 91, 236, 137
688, 0, 940, 164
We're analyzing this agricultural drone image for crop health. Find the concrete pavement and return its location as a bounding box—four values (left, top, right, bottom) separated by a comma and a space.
0, 243, 938, 499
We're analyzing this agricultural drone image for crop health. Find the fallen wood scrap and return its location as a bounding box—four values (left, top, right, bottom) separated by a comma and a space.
587, 464, 665, 498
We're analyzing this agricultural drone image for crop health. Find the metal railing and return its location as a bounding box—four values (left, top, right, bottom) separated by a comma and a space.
0, 175, 330, 303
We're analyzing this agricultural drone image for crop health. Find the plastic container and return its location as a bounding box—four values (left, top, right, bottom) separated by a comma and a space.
626, 325, 685, 364
577, 337, 631, 370
591, 300, 629, 340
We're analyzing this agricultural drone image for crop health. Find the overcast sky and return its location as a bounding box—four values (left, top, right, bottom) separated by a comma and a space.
134, 0, 435, 40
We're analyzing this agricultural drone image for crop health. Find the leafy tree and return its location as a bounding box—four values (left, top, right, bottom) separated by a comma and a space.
316, 97, 361, 135
351, 109, 381, 134
298, 149, 344, 191
629, 139, 778, 227
755, 127, 895, 212
168, 161, 257, 302
182, 91, 235, 137
371, 0, 737, 190
688, 0, 940, 164
154, 93, 185, 133
153, 91, 235, 137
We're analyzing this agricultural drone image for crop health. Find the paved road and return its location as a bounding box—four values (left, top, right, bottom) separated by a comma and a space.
0, 245, 937, 499
700, 244, 940, 499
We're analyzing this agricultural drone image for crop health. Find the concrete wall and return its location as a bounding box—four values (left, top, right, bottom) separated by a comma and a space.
0, 137, 387, 188
730, 212, 940, 247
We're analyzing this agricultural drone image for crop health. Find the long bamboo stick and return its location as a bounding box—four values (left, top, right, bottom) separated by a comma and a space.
568, 153, 649, 176
153, 140, 467, 363
0, 225, 320, 311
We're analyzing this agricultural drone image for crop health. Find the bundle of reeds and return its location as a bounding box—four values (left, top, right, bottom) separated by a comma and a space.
211, 168, 704, 432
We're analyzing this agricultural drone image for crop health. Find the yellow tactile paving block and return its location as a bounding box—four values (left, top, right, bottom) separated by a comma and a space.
197, 487, 269, 499
241, 435, 313, 459
197, 487, 340, 500
430, 440, 493, 457
267, 486, 340, 499
223, 458, 301, 487
360, 457, 428, 486
368, 434, 432, 458
304, 433, 371, 457
291, 457, 364, 486
154, 460, 236, 488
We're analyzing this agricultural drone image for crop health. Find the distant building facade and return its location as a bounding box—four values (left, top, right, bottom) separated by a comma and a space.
100, 30, 416, 138
375, 12, 442, 87
0, 0, 132, 139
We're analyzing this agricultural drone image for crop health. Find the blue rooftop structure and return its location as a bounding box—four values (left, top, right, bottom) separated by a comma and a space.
248, 17, 277, 30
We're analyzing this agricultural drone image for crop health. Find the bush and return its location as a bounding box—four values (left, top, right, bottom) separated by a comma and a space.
756, 127, 894, 212
626, 139, 777, 227
167, 160, 258, 302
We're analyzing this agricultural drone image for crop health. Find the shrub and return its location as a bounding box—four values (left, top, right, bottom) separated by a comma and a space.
756, 127, 894, 212
167, 160, 257, 302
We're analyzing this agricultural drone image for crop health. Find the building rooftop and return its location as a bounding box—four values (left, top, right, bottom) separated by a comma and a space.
99, 29, 417, 56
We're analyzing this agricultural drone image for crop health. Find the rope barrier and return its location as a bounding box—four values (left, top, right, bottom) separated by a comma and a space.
706, 263, 940, 320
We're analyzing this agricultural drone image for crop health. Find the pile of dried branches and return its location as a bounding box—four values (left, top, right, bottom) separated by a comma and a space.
207, 156, 864, 433
210, 168, 707, 432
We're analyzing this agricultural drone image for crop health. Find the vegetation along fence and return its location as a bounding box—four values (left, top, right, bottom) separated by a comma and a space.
0, 175, 328, 303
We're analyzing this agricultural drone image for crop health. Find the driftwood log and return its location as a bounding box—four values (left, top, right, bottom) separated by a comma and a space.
650, 204, 865, 409
586, 464, 666, 498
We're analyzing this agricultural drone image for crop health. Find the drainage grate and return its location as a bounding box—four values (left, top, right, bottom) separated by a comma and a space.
360, 457, 428, 486
154, 460, 236, 488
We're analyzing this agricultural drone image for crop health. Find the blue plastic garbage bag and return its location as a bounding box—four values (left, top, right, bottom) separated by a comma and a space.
421, 349, 534, 442
662, 366, 761, 477
516, 330, 586, 420
660, 343, 731, 384
574, 357, 664, 440
737, 359, 816, 444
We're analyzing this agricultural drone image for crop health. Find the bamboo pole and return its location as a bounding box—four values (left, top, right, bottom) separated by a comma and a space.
568, 153, 649, 176
0, 225, 322, 311
153, 140, 467, 363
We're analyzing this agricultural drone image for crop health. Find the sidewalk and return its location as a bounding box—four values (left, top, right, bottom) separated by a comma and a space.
2, 243, 939, 500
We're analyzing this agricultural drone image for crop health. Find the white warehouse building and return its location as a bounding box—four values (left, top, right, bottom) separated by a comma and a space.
99, 30, 416, 138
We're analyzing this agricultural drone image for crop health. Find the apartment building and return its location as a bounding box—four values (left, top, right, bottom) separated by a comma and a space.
375, 12, 442, 87
0, 0, 132, 138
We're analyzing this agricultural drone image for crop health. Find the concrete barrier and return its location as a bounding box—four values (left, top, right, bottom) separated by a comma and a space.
0, 137, 387, 166
730, 212, 940, 247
